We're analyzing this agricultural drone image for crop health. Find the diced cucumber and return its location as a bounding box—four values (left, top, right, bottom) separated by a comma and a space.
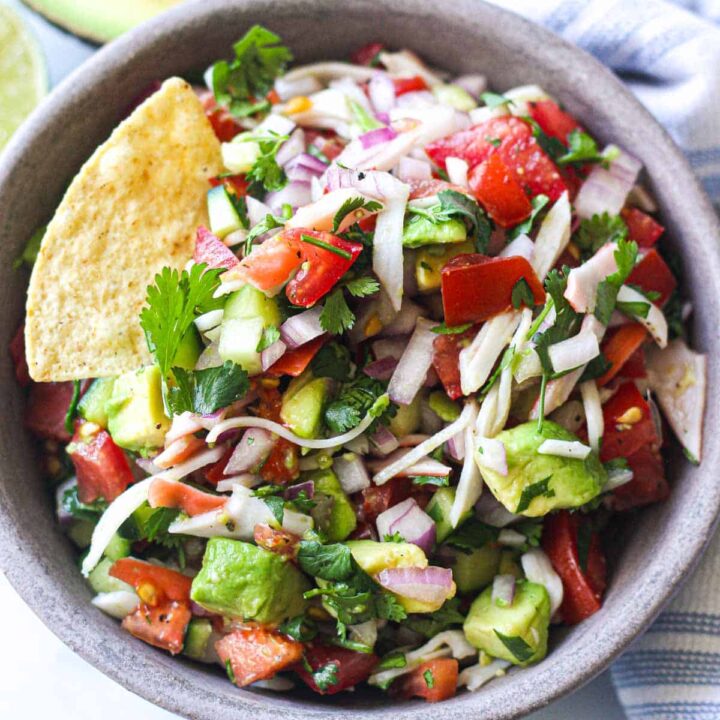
403, 215, 467, 249
87, 558, 133, 594
67, 519, 94, 548
221, 138, 260, 174
426, 487, 470, 542
183, 618, 213, 660
207, 184, 243, 238
77, 377, 116, 428
104, 532, 131, 561
218, 317, 265, 375
432, 84, 477, 111
173, 327, 202, 370
429, 391, 460, 422
224, 285, 282, 326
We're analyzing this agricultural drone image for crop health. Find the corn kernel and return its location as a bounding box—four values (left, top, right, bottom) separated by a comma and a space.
137, 582, 158, 606
259, 377, 280, 389
285, 96, 312, 114
616, 406, 642, 425
364, 313, 383, 338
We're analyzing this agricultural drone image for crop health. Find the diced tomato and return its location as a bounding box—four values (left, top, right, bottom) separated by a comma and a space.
122, 600, 191, 655
284, 229, 363, 307
204, 445, 234, 484
110, 557, 192, 603
351, 42, 385, 66
148, 477, 226, 517
627, 248, 677, 306
426, 116, 568, 201
621, 207, 664, 248
392, 658, 459, 703
294, 644, 379, 694
217, 626, 303, 687
197, 89, 241, 142
528, 100, 581, 143
621, 346, 647, 379
597, 324, 648, 386
256, 386, 300, 484
305, 129, 346, 162
194, 226, 239, 271
432, 327, 475, 400
69, 425, 134, 503
10, 324, 30, 387
268, 335, 326, 377
209, 174, 250, 198
393, 75, 428, 96
359, 477, 412, 525
469, 153, 533, 228
407, 178, 470, 200
266, 88, 281, 105
24, 381, 75, 442
542, 511, 606, 625
441, 254, 545, 326
600, 381, 661, 463
230, 232, 305, 294
609, 446, 669, 511
254, 523, 300, 559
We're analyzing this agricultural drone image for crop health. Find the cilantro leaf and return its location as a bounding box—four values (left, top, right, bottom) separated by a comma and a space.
244, 132, 288, 195
508, 194, 549, 240
511, 277, 536, 310
579, 352, 612, 383
243, 206, 291, 256
594, 238, 639, 325
516, 476, 555, 513
64, 380, 82, 434
438, 189, 492, 253
481, 91, 514, 109
557, 130, 604, 166
526, 118, 565, 161
374, 591, 407, 622
411, 475, 449, 487
209, 25, 292, 117
514, 520, 543, 548
445, 519, 498, 552
404, 597, 466, 638
312, 662, 340, 691
256, 325, 281, 352
383, 531, 404, 543
140, 264, 223, 378
279, 614, 318, 642
431, 322, 472, 335
262, 494, 285, 525
344, 276, 380, 298
423, 669, 435, 688
166, 361, 249, 416
616, 300, 650, 319
377, 651, 407, 670
324, 375, 396, 434
494, 630, 535, 663
62, 486, 107, 523
332, 197, 383, 233
297, 541, 355, 581
574, 213, 628, 258
319, 287, 356, 335
310, 342, 353, 381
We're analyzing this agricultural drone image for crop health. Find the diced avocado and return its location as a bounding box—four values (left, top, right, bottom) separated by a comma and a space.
173, 327, 202, 370
68, 519, 94, 548
432, 83, 477, 111
498, 550, 523, 579
449, 545, 501, 594
87, 558, 133, 594
415, 240, 474, 292
106, 365, 170, 451
429, 391, 460, 422
190, 538, 308, 623
77, 377, 116, 428
281, 373, 331, 439
221, 134, 261, 174
104, 532, 131, 561
347, 540, 427, 576
307, 469, 357, 542
183, 618, 213, 661
388, 393, 422, 436
207, 184, 244, 238
478, 421, 606, 517
218, 317, 265, 375
224, 284, 282, 326
403, 215, 467, 249
463, 580, 551, 666
426, 487, 470, 542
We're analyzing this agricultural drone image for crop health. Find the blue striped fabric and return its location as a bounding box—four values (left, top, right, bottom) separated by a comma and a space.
486, 1, 720, 718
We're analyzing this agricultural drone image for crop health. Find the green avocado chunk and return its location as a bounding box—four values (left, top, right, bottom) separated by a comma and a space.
106, 365, 170, 451
449, 545, 501, 594
77, 377, 116, 428
463, 580, 551, 666
478, 421, 606, 517
402, 214, 467, 249
190, 538, 309, 623
306, 469, 357, 542
281, 372, 331, 439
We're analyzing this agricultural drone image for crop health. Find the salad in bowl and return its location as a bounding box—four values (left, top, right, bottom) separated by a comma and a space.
13, 25, 706, 704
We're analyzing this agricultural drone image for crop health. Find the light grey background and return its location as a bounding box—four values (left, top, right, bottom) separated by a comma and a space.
0, 1, 625, 717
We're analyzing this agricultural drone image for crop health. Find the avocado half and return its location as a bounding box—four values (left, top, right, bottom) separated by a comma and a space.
22, 0, 183, 43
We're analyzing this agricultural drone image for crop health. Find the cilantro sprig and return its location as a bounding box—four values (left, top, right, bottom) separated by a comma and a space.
166, 361, 249, 417
332, 197, 383, 233
319, 276, 380, 335
244, 131, 288, 195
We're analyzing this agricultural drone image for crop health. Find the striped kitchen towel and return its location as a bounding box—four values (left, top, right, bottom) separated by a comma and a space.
487, 1, 720, 718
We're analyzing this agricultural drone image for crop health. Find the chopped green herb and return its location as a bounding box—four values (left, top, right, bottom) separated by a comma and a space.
383, 531, 404, 543
423, 669, 435, 688
557, 130, 605, 166
312, 662, 340, 691
319, 287, 356, 335
411, 475, 450, 487
445, 519, 498, 552
515, 476, 555, 513
508, 194, 549, 240
64, 380, 82, 435
511, 277, 536, 310
574, 213, 628, 258
256, 325, 281, 352
481, 91, 514, 109
431, 322, 473, 335
310, 342, 353, 381
494, 630, 535, 663
377, 651, 407, 670
348, 98, 383, 132
166, 361, 250, 416
244, 131, 288, 195
262, 494, 285, 525
300, 233, 352, 260
279, 614, 318, 642
594, 238, 639, 325
332, 196, 383, 233
616, 300, 650, 319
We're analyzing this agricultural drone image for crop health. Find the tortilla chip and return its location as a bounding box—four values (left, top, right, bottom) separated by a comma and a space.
25, 77, 222, 381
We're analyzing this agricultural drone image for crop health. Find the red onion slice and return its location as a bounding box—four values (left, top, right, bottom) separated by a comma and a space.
363, 356, 398, 381
280, 306, 325, 349
388, 504, 437, 554
491, 574, 516, 607
265, 180, 312, 213
453, 74, 487, 99
369, 425, 400, 457
397, 156, 432, 182
376, 497, 416, 539
446, 432, 465, 462
285, 480, 315, 501
360, 126, 398, 149
275, 128, 306, 166
372, 336, 408, 361
333, 453, 371, 494
368, 71, 397, 114
388, 317, 436, 406
574, 148, 641, 219
225, 428, 276, 475
165, 411, 205, 445
261, 340, 287, 371
381, 300, 424, 337
376, 566, 453, 604
475, 490, 521, 527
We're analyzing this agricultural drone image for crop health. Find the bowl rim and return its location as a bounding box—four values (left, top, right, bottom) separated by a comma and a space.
1, 0, 719, 718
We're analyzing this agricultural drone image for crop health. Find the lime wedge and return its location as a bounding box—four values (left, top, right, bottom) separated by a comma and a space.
0, 4, 47, 152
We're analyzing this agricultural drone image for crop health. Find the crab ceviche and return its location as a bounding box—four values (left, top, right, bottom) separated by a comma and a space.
14, 26, 706, 703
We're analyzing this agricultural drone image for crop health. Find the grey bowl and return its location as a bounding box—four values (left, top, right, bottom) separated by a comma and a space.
1, 0, 719, 718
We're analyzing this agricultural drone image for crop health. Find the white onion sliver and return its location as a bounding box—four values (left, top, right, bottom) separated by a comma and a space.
581, 380, 603, 453
216, 474, 261, 491
605, 467, 634, 491
274, 74, 323, 101
497, 528, 526, 547
388, 317, 436, 405
91, 590, 139, 619
548, 331, 600, 374
449, 403, 481, 528
491, 574, 516, 607
564, 243, 619, 314
334, 453, 372, 494
445, 156, 469, 188
521, 548, 564, 615
476, 437, 508, 476
537, 439, 592, 460
500, 233, 535, 261
373, 402, 475, 485
194, 309, 224, 333
458, 659, 510, 691
396, 156, 432, 182
617, 285, 668, 348
531, 192, 571, 281
280, 305, 325, 348
369, 71, 397, 114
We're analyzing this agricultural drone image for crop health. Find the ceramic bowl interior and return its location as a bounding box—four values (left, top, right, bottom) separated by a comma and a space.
1, 1, 719, 719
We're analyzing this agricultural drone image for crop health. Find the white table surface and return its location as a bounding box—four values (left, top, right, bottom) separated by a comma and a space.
0, 2, 627, 717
